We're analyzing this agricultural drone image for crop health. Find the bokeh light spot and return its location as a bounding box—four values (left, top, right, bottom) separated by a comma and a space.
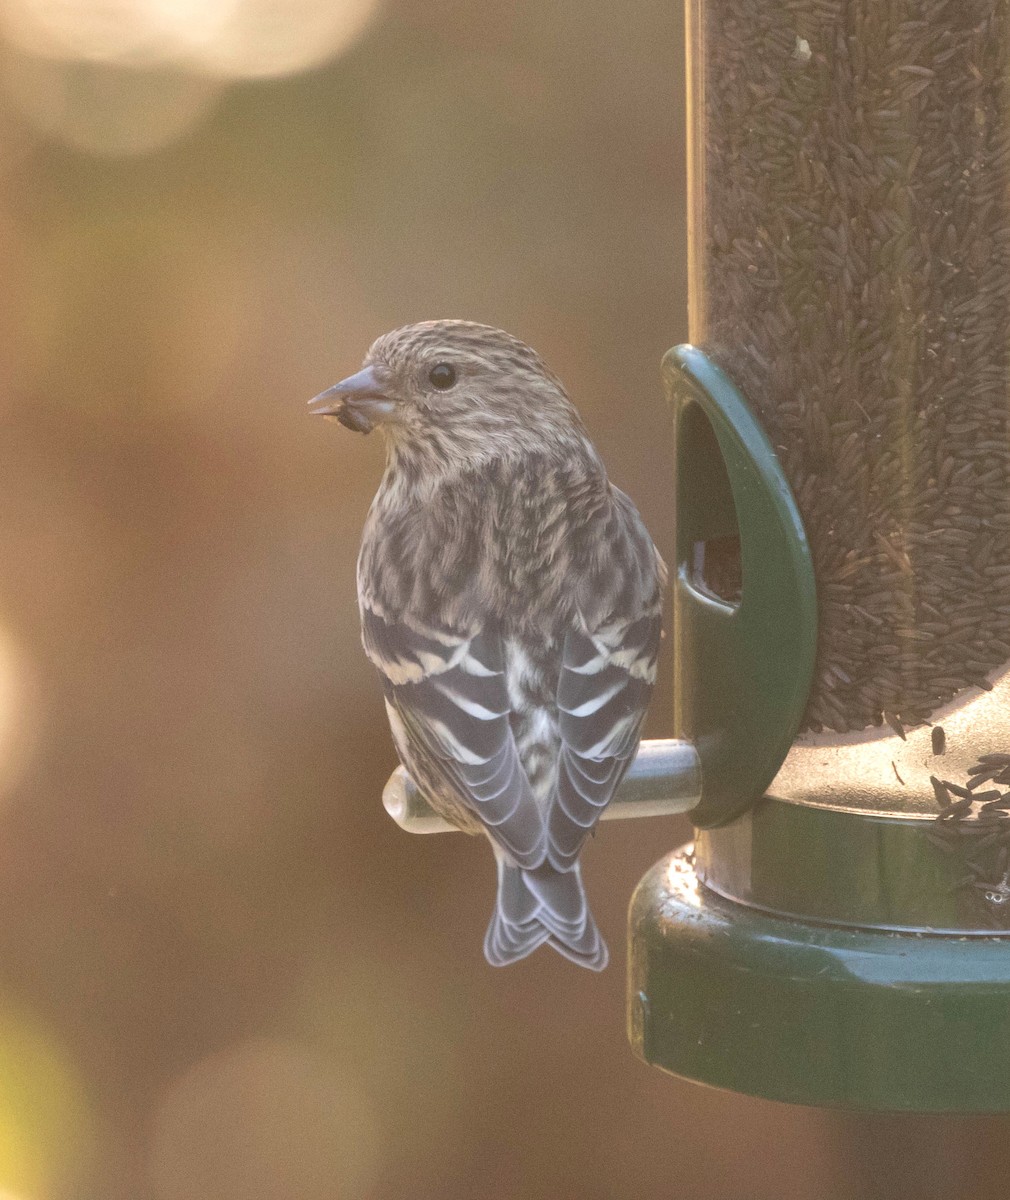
150, 1039, 381, 1200
1, 48, 222, 156
0, 0, 226, 65
185, 0, 381, 80
0, 625, 38, 805
0, 0, 383, 153
0, 1006, 94, 1197
0, 0, 381, 74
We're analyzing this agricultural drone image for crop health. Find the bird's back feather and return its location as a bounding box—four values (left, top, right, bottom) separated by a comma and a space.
358, 434, 663, 968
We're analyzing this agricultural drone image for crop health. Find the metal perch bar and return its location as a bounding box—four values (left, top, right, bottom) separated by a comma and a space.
381, 738, 703, 834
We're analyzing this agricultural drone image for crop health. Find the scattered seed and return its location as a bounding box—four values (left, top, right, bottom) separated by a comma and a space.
968, 772, 1000, 790
930, 775, 952, 808
941, 801, 975, 822
884, 712, 907, 740
943, 781, 972, 799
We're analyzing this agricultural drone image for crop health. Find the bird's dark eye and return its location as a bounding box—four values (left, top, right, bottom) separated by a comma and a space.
428, 362, 457, 390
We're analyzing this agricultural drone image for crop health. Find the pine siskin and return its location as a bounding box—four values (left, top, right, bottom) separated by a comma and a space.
311, 321, 665, 970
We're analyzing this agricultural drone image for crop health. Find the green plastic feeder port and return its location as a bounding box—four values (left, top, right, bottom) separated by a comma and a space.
629, 0, 1010, 1111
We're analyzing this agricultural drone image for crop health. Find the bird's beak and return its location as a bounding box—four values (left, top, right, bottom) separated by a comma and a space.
308, 365, 395, 434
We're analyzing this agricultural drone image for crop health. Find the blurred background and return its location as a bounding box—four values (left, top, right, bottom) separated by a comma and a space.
0, 0, 1008, 1197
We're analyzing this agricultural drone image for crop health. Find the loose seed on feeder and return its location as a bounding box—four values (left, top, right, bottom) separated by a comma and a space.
930, 775, 953, 809
946, 781, 975, 801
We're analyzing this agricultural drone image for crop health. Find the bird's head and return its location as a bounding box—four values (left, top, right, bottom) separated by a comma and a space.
309, 320, 587, 467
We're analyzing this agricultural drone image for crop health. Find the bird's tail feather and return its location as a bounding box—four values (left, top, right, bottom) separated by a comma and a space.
484, 857, 608, 971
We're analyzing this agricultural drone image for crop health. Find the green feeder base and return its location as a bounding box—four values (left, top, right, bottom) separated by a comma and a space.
629, 847, 1010, 1112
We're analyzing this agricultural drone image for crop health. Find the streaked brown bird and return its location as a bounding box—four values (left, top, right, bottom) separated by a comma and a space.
311, 321, 665, 969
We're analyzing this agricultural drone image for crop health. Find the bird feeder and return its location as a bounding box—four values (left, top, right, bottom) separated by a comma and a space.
628, 0, 1010, 1110
380, 0, 1010, 1113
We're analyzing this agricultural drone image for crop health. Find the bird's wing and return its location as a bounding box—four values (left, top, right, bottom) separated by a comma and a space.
361, 604, 547, 869
548, 610, 661, 869
549, 490, 664, 871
